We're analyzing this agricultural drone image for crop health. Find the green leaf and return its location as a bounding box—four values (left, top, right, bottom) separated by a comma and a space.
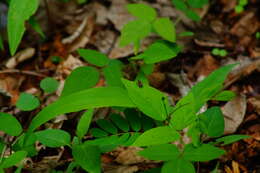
76, 109, 94, 140
212, 91, 236, 101
132, 126, 180, 146
0, 112, 22, 136
187, 0, 208, 8
135, 40, 181, 64
90, 128, 109, 138
199, 107, 224, 137
153, 18, 176, 42
16, 93, 40, 111
138, 144, 180, 161
72, 143, 101, 173
124, 109, 141, 131
78, 49, 109, 67
119, 19, 152, 48
141, 64, 154, 75
13, 133, 37, 157
0, 36, 4, 51
28, 16, 45, 39
61, 66, 99, 97
96, 119, 118, 134
171, 0, 189, 11
35, 129, 71, 147
184, 9, 201, 21
40, 77, 59, 94
0, 151, 27, 168
28, 87, 135, 132
122, 79, 170, 121
66, 162, 78, 173
140, 115, 154, 131
183, 144, 225, 161
7, 0, 39, 55
162, 159, 195, 173
127, 3, 157, 22
103, 60, 124, 87
187, 124, 201, 147
215, 135, 250, 146
109, 113, 130, 132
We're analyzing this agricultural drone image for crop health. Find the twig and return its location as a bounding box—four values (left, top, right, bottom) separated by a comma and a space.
0, 69, 47, 77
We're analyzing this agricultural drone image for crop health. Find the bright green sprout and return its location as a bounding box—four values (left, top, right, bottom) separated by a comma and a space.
235, 5, 244, 13
40, 77, 59, 94
256, 32, 260, 39
212, 48, 228, 57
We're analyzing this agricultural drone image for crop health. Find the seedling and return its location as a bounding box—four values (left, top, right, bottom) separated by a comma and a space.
235, 0, 248, 13
212, 48, 228, 57
256, 32, 260, 39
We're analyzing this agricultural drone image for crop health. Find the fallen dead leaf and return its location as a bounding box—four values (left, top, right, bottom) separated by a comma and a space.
115, 147, 147, 165
222, 94, 247, 134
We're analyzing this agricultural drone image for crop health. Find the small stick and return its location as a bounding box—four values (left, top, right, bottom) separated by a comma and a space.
0, 69, 47, 77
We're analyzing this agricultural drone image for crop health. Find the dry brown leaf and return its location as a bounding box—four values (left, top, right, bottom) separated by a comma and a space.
222, 94, 247, 134
115, 147, 147, 165
104, 165, 139, 173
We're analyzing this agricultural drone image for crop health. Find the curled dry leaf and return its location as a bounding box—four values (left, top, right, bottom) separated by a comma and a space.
5, 48, 35, 69
222, 94, 247, 134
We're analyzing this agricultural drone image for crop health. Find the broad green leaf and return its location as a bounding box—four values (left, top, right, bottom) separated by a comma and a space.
191, 64, 237, 111
124, 109, 141, 131
7, 0, 39, 55
103, 60, 124, 87
16, 93, 40, 111
90, 128, 109, 138
76, 109, 94, 140
162, 159, 195, 173
40, 77, 59, 93
123, 133, 141, 146
171, 0, 188, 11
212, 91, 236, 101
0, 112, 22, 136
122, 79, 170, 120
132, 126, 180, 146
109, 113, 130, 132
127, 3, 157, 22
170, 64, 237, 130
61, 66, 99, 97
72, 143, 101, 173
199, 107, 224, 137
28, 87, 135, 132
78, 49, 109, 67
187, 0, 208, 8
138, 144, 180, 161
183, 144, 225, 161
170, 93, 196, 130
215, 135, 250, 146
96, 119, 118, 134
0, 151, 27, 168
153, 18, 176, 42
135, 40, 181, 64
35, 129, 71, 147
119, 19, 152, 48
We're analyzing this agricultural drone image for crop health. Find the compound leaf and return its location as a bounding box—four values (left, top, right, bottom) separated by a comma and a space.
133, 126, 180, 147
138, 144, 180, 161
183, 144, 225, 161
76, 109, 94, 140
35, 129, 71, 147
109, 113, 130, 132
124, 109, 141, 132
162, 159, 195, 173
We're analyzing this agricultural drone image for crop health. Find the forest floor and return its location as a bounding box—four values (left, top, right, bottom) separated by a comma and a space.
0, 0, 259, 172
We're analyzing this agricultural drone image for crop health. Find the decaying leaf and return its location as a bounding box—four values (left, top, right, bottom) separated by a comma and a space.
222, 94, 247, 134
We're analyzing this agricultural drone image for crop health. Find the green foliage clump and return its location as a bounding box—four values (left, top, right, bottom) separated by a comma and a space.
212, 48, 228, 57
235, 0, 248, 13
